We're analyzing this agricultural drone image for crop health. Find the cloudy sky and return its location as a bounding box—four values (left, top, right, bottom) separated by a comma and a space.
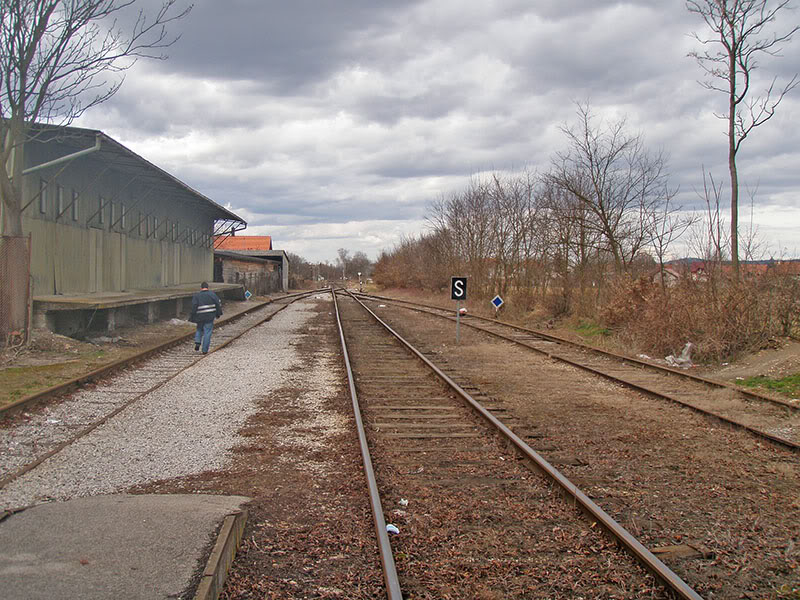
76, 0, 800, 263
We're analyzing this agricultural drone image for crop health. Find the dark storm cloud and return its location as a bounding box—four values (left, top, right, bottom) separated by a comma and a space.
155, 0, 426, 92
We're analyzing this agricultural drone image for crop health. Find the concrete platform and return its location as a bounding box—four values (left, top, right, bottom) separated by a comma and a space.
0, 493, 250, 600
32, 282, 244, 335
34, 283, 243, 311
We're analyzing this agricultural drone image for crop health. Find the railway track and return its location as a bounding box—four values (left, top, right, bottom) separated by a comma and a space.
354, 292, 800, 452
334, 290, 703, 599
0, 291, 315, 495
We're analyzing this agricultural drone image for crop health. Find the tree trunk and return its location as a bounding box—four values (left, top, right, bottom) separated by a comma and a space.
0, 235, 31, 345
0, 132, 31, 344
728, 55, 740, 280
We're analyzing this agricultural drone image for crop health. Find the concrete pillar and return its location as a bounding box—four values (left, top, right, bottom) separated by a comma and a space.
32, 309, 56, 332
147, 302, 157, 324
281, 254, 289, 292
107, 308, 116, 332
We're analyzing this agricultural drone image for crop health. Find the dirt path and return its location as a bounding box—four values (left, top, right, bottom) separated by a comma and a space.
700, 340, 800, 383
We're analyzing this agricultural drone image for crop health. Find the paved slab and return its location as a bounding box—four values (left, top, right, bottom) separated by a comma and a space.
34, 282, 242, 310
0, 493, 250, 600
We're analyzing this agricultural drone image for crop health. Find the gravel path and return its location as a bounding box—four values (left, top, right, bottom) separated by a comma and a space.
0, 299, 319, 510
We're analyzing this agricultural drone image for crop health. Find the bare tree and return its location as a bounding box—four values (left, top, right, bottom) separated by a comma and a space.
286, 252, 313, 288
0, 0, 191, 340
687, 0, 799, 278
349, 251, 373, 279
540, 182, 582, 314
648, 196, 697, 293
428, 179, 495, 296
687, 169, 730, 289
740, 182, 768, 260
1, 0, 191, 235
549, 104, 675, 274
336, 248, 350, 279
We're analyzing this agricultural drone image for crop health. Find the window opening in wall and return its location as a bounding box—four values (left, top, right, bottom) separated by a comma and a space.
57, 185, 64, 217
121, 204, 126, 229
39, 180, 47, 214
172, 222, 177, 241
98, 197, 105, 224
110, 202, 116, 230
139, 212, 144, 236
71, 190, 79, 221
153, 216, 159, 239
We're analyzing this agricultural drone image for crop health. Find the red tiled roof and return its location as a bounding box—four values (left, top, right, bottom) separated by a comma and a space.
214, 235, 272, 251
720, 263, 768, 275
771, 261, 800, 275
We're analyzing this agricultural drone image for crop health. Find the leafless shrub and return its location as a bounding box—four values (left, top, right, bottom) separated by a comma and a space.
603, 273, 799, 362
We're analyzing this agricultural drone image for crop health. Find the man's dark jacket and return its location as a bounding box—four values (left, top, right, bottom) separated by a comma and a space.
190, 289, 222, 323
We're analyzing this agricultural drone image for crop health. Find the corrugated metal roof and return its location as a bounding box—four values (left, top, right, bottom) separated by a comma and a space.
214, 235, 273, 251
28, 124, 246, 226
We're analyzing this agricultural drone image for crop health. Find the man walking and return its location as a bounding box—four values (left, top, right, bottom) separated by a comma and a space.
190, 282, 223, 354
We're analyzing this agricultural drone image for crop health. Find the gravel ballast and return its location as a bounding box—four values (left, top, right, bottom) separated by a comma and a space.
0, 299, 319, 510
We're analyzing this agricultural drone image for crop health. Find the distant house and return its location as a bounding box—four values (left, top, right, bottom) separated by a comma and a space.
653, 258, 800, 286
768, 260, 800, 278
723, 262, 768, 278
213, 235, 289, 293
688, 261, 709, 281
651, 265, 683, 287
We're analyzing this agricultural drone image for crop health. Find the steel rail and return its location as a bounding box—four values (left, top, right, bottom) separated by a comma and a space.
340, 289, 704, 600
355, 292, 798, 412
0, 293, 314, 491
354, 293, 799, 453
331, 290, 403, 600
0, 291, 314, 418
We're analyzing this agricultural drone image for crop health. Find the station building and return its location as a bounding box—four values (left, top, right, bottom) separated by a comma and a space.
17, 125, 247, 335
213, 235, 290, 294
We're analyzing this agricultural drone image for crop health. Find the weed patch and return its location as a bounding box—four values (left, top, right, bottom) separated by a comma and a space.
575, 320, 611, 338
0, 363, 82, 406
738, 373, 800, 398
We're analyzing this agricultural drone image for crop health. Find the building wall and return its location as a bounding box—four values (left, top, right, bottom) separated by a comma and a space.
217, 256, 280, 296
22, 139, 216, 295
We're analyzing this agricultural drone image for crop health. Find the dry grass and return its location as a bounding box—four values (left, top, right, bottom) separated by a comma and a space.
600, 275, 799, 363
373, 270, 800, 367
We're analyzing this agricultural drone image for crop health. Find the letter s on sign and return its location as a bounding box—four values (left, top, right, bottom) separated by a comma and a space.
451, 277, 467, 300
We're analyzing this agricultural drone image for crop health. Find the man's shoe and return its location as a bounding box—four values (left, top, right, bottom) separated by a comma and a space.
194, 343, 200, 351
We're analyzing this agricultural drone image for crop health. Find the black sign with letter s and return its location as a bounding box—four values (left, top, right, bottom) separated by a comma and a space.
451, 277, 467, 300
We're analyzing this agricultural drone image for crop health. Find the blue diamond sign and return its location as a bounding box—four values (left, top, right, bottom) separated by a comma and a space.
491, 295, 504, 309
244, 290, 252, 300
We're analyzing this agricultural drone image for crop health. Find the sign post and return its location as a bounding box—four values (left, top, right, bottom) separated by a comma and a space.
491, 294, 504, 318
451, 277, 467, 344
